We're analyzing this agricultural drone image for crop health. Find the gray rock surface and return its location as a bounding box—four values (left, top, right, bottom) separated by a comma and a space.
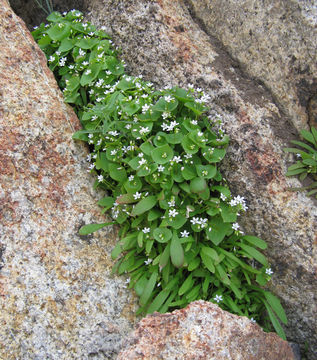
118, 300, 297, 360
85, 0, 317, 357
0, 1, 137, 359
187, 0, 317, 131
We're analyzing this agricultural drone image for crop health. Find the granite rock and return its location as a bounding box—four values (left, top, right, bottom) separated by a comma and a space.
0, 1, 137, 359
117, 300, 297, 360
85, 1, 317, 357
187, 0, 317, 132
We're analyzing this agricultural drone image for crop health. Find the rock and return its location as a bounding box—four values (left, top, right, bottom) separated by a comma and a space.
117, 300, 297, 360
85, 1, 317, 357
0, 1, 137, 359
187, 0, 317, 132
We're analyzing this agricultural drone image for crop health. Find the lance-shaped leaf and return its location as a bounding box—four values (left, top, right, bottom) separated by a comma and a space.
242, 235, 267, 250
263, 291, 287, 324
170, 233, 184, 268
238, 243, 268, 267
79, 221, 115, 235
140, 271, 158, 306
131, 196, 157, 216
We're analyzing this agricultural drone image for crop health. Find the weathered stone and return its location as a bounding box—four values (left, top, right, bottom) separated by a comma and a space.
0, 1, 137, 359
118, 300, 297, 360
187, 0, 317, 132
85, 1, 316, 357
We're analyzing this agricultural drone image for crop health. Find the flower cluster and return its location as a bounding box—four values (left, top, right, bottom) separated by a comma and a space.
32, 10, 288, 340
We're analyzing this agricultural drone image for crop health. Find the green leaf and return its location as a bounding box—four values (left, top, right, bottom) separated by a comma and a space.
108, 162, 127, 182
200, 249, 215, 273
263, 300, 286, 340
47, 22, 71, 41
79, 222, 114, 235
188, 256, 200, 271
151, 144, 174, 164
121, 102, 140, 115
111, 242, 122, 259
220, 202, 237, 223
97, 196, 114, 209
159, 243, 170, 269
58, 38, 74, 52
152, 96, 178, 112
140, 271, 158, 306
178, 274, 194, 296
80, 64, 101, 86
72, 130, 89, 141
181, 134, 199, 154
148, 209, 162, 221
170, 233, 184, 268
263, 292, 287, 325
207, 216, 232, 245
196, 164, 217, 179
116, 193, 135, 204
46, 12, 63, 22
76, 38, 99, 49
242, 235, 267, 250
300, 129, 317, 146
167, 213, 187, 229
215, 264, 230, 285
286, 168, 306, 176
131, 196, 157, 216
190, 177, 207, 193
106, 56, 124, 75
153, 228, 172, 243
147, 289, 171, 314
238, 243, 268, 267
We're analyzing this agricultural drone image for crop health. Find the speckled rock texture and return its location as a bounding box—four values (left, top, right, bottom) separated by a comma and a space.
117, 300, 296, 360
187, 0, 317, 132
85, 1, 317, 357
0, 1, 137, 359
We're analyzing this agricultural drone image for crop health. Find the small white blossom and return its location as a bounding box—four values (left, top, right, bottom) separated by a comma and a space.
142, 104, 150, 114
168, 199, 175, 207
169, 209, 179, 218
214, 294, 223, 303
138, 158, 147, 166
171, 156, 182, 163
139, 126, 150, 135
144, 258, 152, 265
48, 55, 55, 62
129, 175, 134, 181
158, 165, 165, 172
180, 230, 190, 238
97, 175, 104, 182
110, 149, 117, 156
84, 69, 91, 75
133, 192, 142, 200
162, 111, 170, 119
220, 193, 227, 201
59, 57, 67, 66
265, 268, 274, 276
164, 95, 172, 103
232, 223, 240, 231
142, 228, 150, 234
191, 120, 198, 125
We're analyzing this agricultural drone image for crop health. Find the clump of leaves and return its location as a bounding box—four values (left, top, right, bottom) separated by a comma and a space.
284, 127, 317, 198
32, 10, 288, 339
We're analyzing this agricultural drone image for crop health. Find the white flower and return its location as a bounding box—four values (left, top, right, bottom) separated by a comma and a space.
184, 153, 192, 159
164, 95, 172, 102
86, 154, 92, 162
125, 124, 132, 129
144, 258, 152, 265
82, 61, 89, 66
213, 294, 223, 303
180, 230, 190, 238
169, 209, 179, 218
196, 87, 202, 92
171, 156, 182, 163
142, 104, 150, 113
162, 111, 170, 119
108, 131, 119, 136
59, 57, 67, 66
296, 153, 301, 158
97, 175, 104, 182
250, 318, 256, 323
88, 134, 93, 139
190, 217, 199, 225
79, 48, 86, 57
87, 163, 95, 171
265, 268, 274, 276
188, 84, 194, 89
168, 199, 175, 207
142, 228, 150, 234
232, 223, 240, 231
220, 193, 227, 201
139, 126, 150, 135
198, 131, 204, 137
138, 158, 147, 166
133, 192, 142, 200
84, 69, 92, 75
69, 65, 74, 69
110, 149, 117, 156
191, 120, 198, 125
129, 175, 134, 181
48, 55, 55, 62
158, 165, 165, 172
